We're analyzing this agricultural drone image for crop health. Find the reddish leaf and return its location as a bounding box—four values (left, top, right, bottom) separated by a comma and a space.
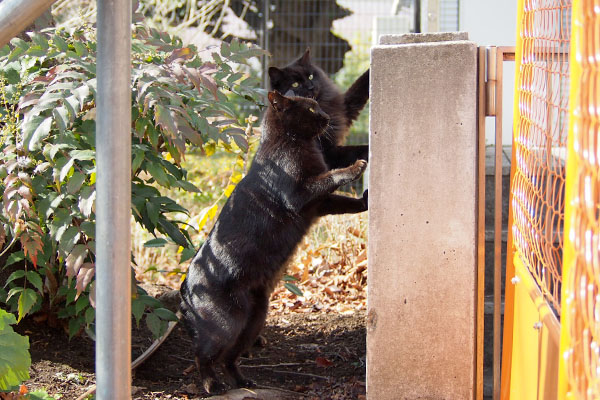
315, 357, 334, 368
154, 104, 177, 137
76, 262, 95, 298
65, 244, 87, 277
199, 74, 218, 100
175, 116, 203, 146
198, 62, 217, 75
20, 231, 43, 268
183, 66, 218, 100
0, 224, 5, 249
166, 47, 194, 64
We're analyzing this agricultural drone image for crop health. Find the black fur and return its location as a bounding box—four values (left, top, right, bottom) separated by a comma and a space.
179, 92, 368, 394
269, 48, 370, 169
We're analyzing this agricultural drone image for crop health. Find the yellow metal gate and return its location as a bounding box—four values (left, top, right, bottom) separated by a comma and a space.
501, 0, 599, 398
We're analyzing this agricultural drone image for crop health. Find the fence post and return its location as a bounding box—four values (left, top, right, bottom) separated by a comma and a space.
95, 0, 132, 398
0, 0, 56, 47
367, 32, 477, 399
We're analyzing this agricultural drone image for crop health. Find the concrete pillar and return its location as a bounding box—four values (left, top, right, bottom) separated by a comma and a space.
367, 33, 477, 399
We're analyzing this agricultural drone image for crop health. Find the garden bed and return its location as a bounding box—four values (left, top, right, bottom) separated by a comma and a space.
20, 305, 366, 399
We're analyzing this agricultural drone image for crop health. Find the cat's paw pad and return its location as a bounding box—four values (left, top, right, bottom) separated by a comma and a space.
352, 159, 368, 176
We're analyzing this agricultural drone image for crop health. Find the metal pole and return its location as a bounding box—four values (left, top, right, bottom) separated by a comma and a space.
0, 0, 56, 47
95, 0, 132, 398
262, 0, 270, 90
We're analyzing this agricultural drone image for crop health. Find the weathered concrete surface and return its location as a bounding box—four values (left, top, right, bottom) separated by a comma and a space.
367, 37, 477, 399
379, 31, 469, 45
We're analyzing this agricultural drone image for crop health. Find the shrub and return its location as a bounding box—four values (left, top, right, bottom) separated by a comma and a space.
0, 23, 266, 338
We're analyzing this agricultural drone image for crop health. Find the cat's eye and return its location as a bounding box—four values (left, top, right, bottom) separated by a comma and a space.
309, 107, 315, 113
308, 74, 314, 80
292, 82, 299, 88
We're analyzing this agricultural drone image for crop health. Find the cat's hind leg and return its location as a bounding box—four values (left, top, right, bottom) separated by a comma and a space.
222, 289, 270, 389
180, 291, 246, 394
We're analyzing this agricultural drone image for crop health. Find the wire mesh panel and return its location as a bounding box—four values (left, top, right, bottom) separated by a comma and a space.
560, 0, 600, 397
511, 0, 572, 316
265, 0, 407, 73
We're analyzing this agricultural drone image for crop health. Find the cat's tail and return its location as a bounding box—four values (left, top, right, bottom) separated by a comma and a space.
344, 69, 370, 122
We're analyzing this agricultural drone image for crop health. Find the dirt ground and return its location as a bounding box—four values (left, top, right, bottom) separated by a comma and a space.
18, 297, 366, 400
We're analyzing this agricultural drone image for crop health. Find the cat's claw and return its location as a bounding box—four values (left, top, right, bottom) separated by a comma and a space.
203, 379, 228, 395
352, 159, 368, 177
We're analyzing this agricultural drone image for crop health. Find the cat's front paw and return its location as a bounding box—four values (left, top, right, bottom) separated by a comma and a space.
351, 159, 368, 178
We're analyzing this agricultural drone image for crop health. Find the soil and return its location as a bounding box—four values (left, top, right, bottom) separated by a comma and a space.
18, 293, 366, 400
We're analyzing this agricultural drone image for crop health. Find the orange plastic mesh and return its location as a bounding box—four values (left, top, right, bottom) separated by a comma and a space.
562, 1, 600, 397
511, 0, 572, 316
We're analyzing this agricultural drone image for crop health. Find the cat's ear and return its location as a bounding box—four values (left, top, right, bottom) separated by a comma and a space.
268, 67, 283, 85
299, 48, 311, 66
268, 91, 291, 112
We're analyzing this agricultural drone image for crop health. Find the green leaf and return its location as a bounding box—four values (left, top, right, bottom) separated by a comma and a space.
4, 251, 24, 268
78, 185, 95, 218
53, 35, 69, 52
158, 219, 188, 248
284, 283, 303, 297
70, 149, 95, 161
132, 148, 144, 173
26, 271, 44, 293
53, 106, 69, 133
59, 226, 80, 255
153, 307, 178, 321
75, 295, 89, 315
17, 288, 38, 321
68, 316, 83, 338
174, 180, 200, 192
73, 41, 88, 57
143, 238, 168, 248
145, 312, 161, 338
3, 65, 20, 85
0, 308, 30, 390
139, 294, 162, 309
23, 116, 52, 151
145, 200, 160, 228
4, 270, 25, 286
180, 247, 196, 263
131, 298, 145, 326
282, 274, 299, 282
53, 156, 74, 182
84, 307, 95, 325
67, 171, 86, 194
79, 221, 95, 238
146, 162, 170, 187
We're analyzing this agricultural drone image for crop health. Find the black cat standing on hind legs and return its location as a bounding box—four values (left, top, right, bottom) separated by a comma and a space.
179, 92, 368, 395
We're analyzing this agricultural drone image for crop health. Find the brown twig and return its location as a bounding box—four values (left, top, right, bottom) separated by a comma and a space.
271, 370, 330, 381
240, 362, 305, 368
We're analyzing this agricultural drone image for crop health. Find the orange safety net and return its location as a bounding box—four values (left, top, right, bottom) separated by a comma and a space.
561, 0, 600, 397
511, 0, 572, 316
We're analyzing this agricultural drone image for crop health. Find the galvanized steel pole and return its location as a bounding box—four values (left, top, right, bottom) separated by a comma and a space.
0, 0, 56, 47
95, 0, 132, 398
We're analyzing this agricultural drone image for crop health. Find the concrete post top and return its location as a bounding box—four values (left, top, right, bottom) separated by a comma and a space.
379, 31, 469, 45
